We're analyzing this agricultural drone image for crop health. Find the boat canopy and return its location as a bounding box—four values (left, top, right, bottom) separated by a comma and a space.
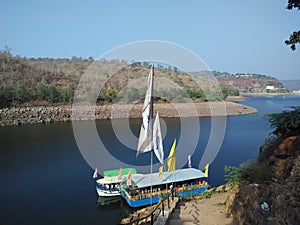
131, 168, 206, 189
103, 168, 137, 177
96, 176, 121, 185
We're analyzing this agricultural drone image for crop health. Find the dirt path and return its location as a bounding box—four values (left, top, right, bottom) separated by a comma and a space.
167, 191, 234, 225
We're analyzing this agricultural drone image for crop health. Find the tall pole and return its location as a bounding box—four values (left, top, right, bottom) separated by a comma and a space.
150, 64, 154, 206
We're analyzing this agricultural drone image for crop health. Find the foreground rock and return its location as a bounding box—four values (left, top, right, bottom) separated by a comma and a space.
229, 136, 300, 225
0, 102, 257, 126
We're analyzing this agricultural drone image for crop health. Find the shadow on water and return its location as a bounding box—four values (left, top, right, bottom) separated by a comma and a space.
95, 198, 134, 224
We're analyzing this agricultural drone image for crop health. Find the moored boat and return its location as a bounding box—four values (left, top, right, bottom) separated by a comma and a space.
96, 168, 137, 198
120, 168, 209, 207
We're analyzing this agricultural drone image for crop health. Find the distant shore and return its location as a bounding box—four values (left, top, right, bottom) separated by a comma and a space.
240, 91, 300, 97
0, 101, 257, 127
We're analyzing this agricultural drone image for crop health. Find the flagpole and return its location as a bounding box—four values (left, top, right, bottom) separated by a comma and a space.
150, 64, 154, 206
150, 148, 153, 205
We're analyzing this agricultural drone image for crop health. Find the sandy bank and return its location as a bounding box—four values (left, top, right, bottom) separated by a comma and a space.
0, 101, 257, 126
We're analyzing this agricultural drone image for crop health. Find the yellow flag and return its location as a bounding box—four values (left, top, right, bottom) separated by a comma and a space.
167, 139, 176, 172
204, 163, 209, 177
158, 166, 163, 180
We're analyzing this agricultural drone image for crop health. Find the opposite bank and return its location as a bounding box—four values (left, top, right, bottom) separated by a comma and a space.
0, 102, 257, 126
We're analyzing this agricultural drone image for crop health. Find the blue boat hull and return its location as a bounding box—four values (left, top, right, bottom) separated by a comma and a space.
121, 191, 161, 208
176, 186, 208, 197
121, 186, 208, 208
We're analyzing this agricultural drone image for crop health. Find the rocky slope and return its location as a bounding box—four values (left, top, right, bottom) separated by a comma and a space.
229, 135, 300, 225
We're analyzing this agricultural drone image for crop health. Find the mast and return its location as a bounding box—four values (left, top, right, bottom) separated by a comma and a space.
136, 64, 155, 205
150, 64, 154, 205
149, 64, 154, 124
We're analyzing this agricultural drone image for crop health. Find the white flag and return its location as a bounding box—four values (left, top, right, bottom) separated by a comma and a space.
92, 168, 98, 179
153, 112, 164, 164
137, 66, 154, 156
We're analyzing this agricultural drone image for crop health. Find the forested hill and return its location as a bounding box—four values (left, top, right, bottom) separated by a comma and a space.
0, 51, 287, 108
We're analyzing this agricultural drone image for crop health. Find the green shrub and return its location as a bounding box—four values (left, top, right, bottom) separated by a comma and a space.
224, 160, 256, 186
265, 106, 300, 138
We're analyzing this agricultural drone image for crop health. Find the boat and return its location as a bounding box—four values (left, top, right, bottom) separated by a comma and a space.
121, 168, 209, 207
95, 168, 137, 197
119, 65, 210, 208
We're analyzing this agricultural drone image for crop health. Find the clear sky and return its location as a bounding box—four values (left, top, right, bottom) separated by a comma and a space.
1, 0, 299, 79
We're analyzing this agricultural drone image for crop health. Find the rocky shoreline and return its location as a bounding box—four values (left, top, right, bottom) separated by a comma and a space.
0, 101, 257, 127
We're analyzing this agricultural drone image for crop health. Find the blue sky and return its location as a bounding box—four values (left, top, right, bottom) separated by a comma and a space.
1, 0, 299, 79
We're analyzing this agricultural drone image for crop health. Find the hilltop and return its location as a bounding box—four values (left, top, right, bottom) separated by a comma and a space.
0, 52, 287, 108
0, 51, 288, 108
0, 51, 235, 107
213, 71, 289, 94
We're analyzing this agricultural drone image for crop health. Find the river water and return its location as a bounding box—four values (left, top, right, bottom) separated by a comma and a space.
0, 95, 299, 225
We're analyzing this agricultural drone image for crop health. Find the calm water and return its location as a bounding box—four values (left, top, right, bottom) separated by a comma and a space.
0, 95, 299, 225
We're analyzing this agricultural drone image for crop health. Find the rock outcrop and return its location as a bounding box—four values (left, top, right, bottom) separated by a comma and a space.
229, 136, 300, 225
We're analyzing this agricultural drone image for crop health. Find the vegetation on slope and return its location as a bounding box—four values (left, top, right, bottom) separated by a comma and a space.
0, 51, 242, 108
1, 50, 286, 108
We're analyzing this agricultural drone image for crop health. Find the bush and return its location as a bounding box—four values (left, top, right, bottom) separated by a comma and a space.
224, 160, 256, 187
104, 87, 118, 102
265, 106, 300, 138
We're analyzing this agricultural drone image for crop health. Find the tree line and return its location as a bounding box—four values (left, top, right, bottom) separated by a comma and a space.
0, 82, 73, 107
0, 82, 238, 107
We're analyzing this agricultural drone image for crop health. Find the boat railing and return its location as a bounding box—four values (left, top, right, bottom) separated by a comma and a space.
123, 182, 207, 202
123, 188, 172, 202
120, 195, 172, 225
176, 182, 208, 193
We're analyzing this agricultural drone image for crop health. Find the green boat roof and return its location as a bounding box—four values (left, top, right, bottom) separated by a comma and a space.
104, 168, 137, 177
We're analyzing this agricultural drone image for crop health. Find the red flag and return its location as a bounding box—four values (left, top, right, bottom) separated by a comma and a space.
118, 167, 122, 181
93, 168, 98, 179
127, 169, 132, 186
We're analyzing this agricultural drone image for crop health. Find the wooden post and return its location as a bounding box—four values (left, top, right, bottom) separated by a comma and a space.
168, 196, 170, 208
162, 201, 164, 217
151, 213, 154, 225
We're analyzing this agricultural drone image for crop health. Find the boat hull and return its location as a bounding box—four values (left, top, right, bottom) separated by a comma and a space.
121, 191, 161, 208
96, 186, 121, 197
176, 186, 208, 197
